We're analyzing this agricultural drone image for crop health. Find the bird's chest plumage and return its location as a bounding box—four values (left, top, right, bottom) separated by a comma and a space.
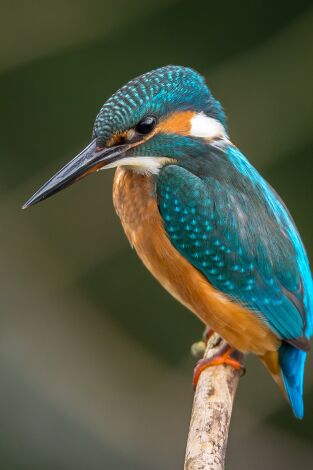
113, 168, 183, 289
112, 167, 278, 355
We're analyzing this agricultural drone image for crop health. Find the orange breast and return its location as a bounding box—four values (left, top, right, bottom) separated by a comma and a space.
113, 168, 279, 355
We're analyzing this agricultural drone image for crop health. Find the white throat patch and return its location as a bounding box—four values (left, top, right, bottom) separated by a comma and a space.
99, 156, 173, 175
190, 112, 227, 140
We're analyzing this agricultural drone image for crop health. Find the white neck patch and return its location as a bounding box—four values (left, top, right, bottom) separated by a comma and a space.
190, 112, 227, 140
99, 156, 173, 175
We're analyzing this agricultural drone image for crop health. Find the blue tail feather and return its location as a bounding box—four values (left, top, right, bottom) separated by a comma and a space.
279, 342, 307, 419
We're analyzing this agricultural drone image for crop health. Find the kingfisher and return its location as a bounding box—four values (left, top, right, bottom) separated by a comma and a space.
23, 65, 312, 419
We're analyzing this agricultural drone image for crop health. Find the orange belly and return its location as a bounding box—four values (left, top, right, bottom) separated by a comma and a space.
113, 167, 279, 355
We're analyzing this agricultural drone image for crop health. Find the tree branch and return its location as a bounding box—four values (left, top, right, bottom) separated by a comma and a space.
184, 333, 243, 470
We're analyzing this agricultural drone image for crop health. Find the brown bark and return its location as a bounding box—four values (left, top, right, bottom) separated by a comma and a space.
184, 333, 243, 470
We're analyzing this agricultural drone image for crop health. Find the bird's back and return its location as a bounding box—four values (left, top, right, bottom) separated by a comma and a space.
157, 145, 313, 346
156, 144, 312, 418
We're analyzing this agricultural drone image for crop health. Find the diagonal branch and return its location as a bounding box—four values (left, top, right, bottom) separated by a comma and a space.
184, 333, 243, 470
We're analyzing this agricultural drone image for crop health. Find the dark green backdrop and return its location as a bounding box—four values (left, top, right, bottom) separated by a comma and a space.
1, 1, 312, 468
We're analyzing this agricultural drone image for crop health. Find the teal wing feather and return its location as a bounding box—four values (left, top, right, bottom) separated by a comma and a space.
157, 149, 312, 348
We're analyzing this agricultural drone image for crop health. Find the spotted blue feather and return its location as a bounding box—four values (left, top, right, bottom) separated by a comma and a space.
157, 146, 313, 345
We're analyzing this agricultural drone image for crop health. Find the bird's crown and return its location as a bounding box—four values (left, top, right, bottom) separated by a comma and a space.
93, 65, 226, 146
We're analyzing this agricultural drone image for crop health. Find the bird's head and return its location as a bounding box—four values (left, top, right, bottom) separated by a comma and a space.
23, 65, 227, 208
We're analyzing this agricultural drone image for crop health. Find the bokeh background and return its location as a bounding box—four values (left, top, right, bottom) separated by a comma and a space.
1, 1, 313, 468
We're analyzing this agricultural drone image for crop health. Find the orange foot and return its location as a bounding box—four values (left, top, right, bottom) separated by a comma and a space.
192, 344, 245, 389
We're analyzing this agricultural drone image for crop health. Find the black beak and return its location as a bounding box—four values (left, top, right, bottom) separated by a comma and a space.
22, 139, 130, 209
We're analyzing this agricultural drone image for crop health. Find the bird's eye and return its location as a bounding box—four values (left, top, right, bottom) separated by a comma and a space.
135, 116, 157, 135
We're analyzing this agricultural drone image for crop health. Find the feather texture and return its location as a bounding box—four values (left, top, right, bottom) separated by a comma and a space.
157, 146, 312, 347
113, 167, 278, 355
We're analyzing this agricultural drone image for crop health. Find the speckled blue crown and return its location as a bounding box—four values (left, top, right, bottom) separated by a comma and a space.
93, 65, 225, 144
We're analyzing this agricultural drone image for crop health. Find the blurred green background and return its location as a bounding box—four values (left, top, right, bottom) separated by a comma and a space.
1, 1, 313, 468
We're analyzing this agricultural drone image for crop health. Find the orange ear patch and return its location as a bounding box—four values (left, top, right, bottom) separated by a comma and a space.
157, 110, 196, 135
101, 110, 196, 149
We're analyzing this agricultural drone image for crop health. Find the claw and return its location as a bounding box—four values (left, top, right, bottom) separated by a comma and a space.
192, 344, 245, 389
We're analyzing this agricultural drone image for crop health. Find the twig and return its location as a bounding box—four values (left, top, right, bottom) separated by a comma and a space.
184, 333, 243, 470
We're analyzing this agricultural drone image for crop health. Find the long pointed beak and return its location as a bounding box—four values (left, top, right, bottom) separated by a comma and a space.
22, 139, 130, 209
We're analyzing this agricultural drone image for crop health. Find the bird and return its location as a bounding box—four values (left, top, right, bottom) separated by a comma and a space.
23, 65, 312, 419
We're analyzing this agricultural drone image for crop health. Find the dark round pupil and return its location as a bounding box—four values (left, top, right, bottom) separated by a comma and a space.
135, 116, 157, 134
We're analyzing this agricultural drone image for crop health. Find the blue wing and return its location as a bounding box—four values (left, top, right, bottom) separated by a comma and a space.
157, 146, 313, 347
